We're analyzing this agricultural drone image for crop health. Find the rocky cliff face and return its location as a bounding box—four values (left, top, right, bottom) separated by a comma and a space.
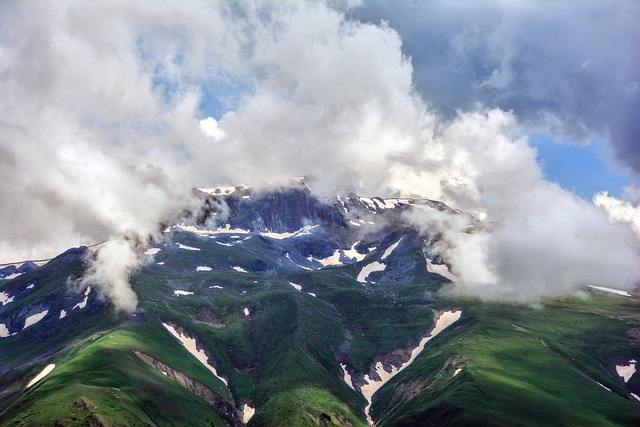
195, 185, 349, 233
134, 351, 242, 427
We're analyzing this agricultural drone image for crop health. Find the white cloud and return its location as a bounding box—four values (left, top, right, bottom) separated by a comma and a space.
403, 109, 640, 301
198, 117, 225, 141
594, 191, 640, 238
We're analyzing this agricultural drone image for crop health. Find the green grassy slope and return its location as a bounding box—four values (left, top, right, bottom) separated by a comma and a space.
2, 228, 640, 427
372, 294, 640, 426
1, 319, 237, 426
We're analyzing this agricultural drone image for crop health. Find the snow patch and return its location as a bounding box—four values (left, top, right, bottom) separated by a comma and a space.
177, 243, 200, 251
284, 253, 312, 271
174, 290, 194, 296
357, 261, 386, 283
381, 238, 402, 261
340, 363, 355, 391
349, 220, 362, 227
358, 197, 377, 212
588, 285, 631, 297
312, 249, 342, 267
232, 266, 248, 273
26, 284, 34, 290
0, 323, 10, 338
426, 259, 458, 282
289, 282, 302, 291
308, 292, 317, 297
261, 225, 318, 239
162, 323, 227, 386
26, 363, 56, 388
59, 310, 67, 319
0, 291, 14, 306
344, 242, 366, 262
242, 404, 255, 423
597, 382, 611, 391
144, 248, 161, 255
616, 359, 637, 383
361, 310, 462, 425
209, 285, 224, 289
178, 224, 251, 237
196, 266, 212, 272
211, 224, 251, 234
381, 198, 401, 209
23, 310, 48, 330
453, 367, 463, 377
72, 286, 91, 310
157, 262, 165, 265
631, 393, 640, 402
243, 307, 250, 316
198, 185, 243, 196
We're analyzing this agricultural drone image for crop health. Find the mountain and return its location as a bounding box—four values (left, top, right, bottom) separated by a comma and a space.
1, 185, 639, 426
0, 261, 41, 280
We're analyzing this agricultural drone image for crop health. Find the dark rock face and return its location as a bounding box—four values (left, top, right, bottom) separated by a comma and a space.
0, 261, 40, 279
197, 186, 348, 232
0, 265, 17, 279
134, 351, 242, 427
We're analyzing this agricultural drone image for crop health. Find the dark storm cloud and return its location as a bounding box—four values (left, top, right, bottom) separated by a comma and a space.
352, 0, 640, 173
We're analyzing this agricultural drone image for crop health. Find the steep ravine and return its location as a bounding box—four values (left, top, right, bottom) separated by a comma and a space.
134, 351, 242, 427
350, 310, 462, 426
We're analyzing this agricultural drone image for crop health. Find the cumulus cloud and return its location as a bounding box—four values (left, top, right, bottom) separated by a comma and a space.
0, 0, 638, 308
0, 0, 427, 309
198, 117, 226, 141
191, 2, 425, 195
0, 0, 233, 308
594, 191, 640, 238
402, 110, 640, 301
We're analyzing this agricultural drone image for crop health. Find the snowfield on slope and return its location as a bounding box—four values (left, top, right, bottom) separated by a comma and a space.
588, 285, 631, 297
426, 259, 458, 282
26, 363, 56, 388
357, 262, 386, 283
0, 291, 14, 306
23, 310, 48, 330
162, 323, 227, 386
616, 359, 637, 382
242, 404, 255, 423
310, 249, 342, 267
360, 310, 463, 425
381, 238, 402, 260
177, 243, 200, 251
0, 323, 10, 338
72, 286, 91, 310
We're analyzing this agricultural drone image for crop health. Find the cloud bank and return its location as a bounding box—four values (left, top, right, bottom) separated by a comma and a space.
0, 0, 638, 308
403, 110, 640, 301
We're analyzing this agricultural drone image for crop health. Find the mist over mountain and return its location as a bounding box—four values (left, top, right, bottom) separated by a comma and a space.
1, 1, 639, 308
